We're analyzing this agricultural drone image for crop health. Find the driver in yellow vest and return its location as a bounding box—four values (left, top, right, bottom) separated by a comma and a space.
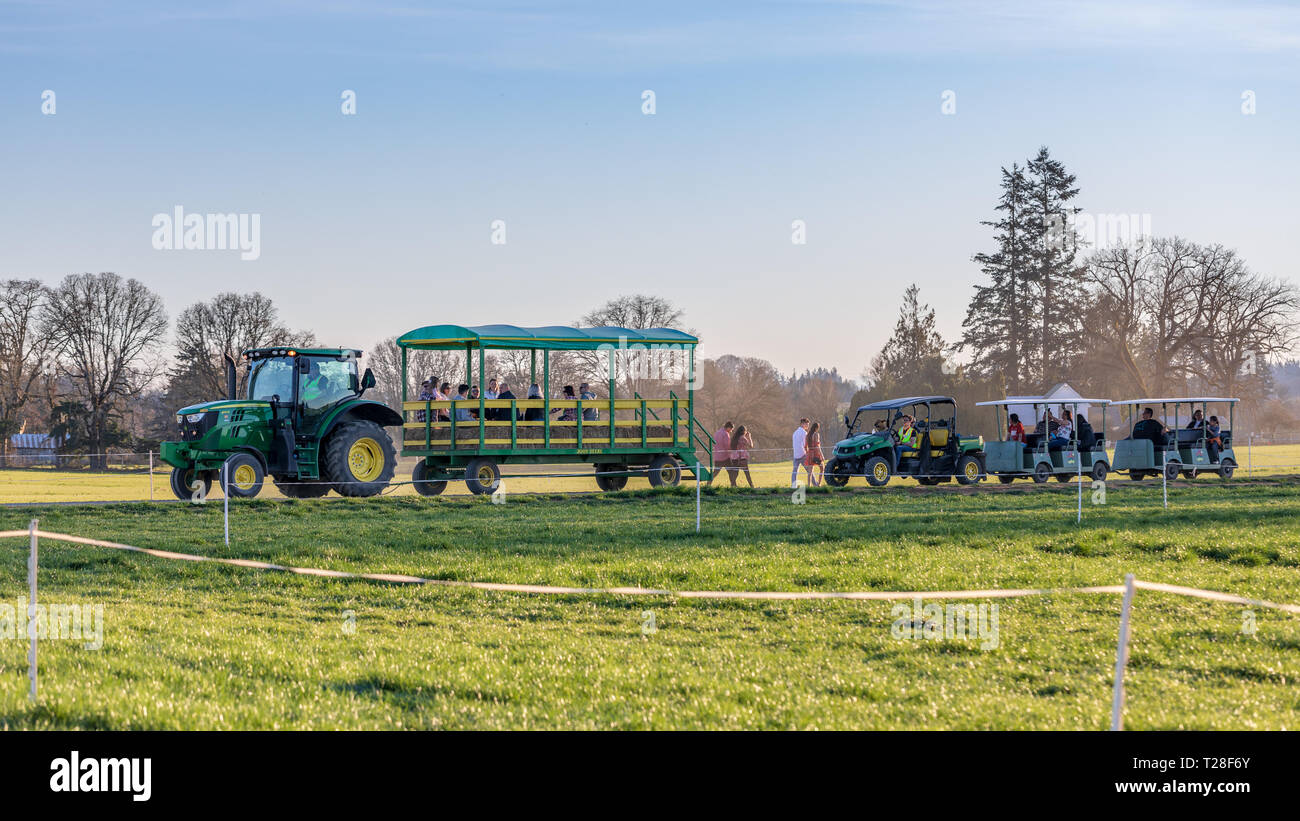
894, 414, 915, 469
301, 361, 342, 409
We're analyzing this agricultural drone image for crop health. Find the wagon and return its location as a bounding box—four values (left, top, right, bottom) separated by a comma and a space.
976, 397, 1111, 483
823, 396, 984, 487
1110, 397, 1239, 481
396, 324, 712, 494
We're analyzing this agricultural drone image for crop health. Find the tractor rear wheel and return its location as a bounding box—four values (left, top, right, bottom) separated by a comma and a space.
647, 456, 681, 487
412, 461, 448, 496
275, 479, 331, 498
595, 463, 629, 492
464, 458, 501, 495
169, 466, 212, 502
955, 454, 983, 485
323, 421, 397, 497
220, 452, 264, 498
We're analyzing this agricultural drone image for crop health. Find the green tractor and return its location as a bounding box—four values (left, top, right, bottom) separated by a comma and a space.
823, 396, 985, 487
160, 347, 402, 500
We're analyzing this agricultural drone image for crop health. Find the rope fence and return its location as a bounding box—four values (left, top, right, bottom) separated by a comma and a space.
4, 523, 1298, 729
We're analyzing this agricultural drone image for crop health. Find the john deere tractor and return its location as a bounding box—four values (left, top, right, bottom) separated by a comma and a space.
160, 348, 402, 500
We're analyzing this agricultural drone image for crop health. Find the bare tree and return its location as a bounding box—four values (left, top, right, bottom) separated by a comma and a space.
42, 273, 169, 468
168, 292, 314, 407
577, 294, 689, 396
0, 279, 52, 458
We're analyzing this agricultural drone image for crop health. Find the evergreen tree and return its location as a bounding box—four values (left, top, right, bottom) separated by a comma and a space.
1024, 146, 1087, 385
960, 163, 1034, 392
865, 284, 948, 399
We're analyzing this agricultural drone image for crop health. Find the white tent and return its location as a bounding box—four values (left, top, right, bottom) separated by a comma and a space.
1004, 383, 1090, 427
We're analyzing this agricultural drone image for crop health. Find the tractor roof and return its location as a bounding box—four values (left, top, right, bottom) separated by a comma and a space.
856, 395, 955, 412
243, 347, 362, 359
396, 324, 698, 351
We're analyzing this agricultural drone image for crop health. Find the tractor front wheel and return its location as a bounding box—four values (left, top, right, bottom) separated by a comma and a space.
169, 466, 212, 502
324, 421, 397, 497
220, 453, 264, 498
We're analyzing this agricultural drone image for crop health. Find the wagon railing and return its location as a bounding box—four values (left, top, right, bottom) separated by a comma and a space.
401, 398, 688, 451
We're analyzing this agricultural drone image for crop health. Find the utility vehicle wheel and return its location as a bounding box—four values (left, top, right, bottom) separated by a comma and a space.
917, 476, 941, 486
412, 461, 448, 497
324, 421, 397, 497
864, 455, 891, 487
1128, 470, 1147, 481
647, 456, 681, 487
595, 463, 629, 492
275, 479, 331, 498
955, 454, 983, 485
1091, 461, 1109, 481
1163, 462, 1180, 482
1031, 462, 1052, 483
823, 459, 852, 487
219, 452, 264, 498
464, 458, 501, 495
997, 474, 1017, 484
169, 466, 212, 501
1218, 458, 1236, 479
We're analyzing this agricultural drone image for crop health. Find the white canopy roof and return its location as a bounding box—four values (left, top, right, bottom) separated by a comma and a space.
1110, 397, 1239, 405
976, 397, 1110, 407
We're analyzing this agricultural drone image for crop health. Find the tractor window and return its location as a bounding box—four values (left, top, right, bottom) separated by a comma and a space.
300, 358, 356, 411
248, 358, 295, 402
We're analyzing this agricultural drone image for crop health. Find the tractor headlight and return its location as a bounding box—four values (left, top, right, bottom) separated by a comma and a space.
185, 412, 206, 423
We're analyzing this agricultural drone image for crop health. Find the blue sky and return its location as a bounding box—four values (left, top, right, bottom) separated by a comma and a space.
3, 1, 1298, 379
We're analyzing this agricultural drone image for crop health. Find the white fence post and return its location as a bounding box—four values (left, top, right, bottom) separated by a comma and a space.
1247, 433, 1253, 477
1161, 462, 1168, 510
1110, 573, 1136, 730
28, 518, 38, 702
695, 461, 701, 533
223, 461, 230, 547
149, 450, 155, 501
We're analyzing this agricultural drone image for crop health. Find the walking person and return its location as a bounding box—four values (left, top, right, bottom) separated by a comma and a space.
729, 425, 755, 488
708, 421, 734, 486
804, 421, 825, 486
791, 418, 809, 488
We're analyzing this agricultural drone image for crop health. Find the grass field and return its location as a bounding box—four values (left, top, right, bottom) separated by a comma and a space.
1, 478, 1298, 730
4, 442, 1300, 504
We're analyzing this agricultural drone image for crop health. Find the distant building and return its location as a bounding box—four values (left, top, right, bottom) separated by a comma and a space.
8, 433, 58, 466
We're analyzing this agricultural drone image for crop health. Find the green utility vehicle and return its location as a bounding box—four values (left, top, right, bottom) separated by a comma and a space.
823, 396, 985, 487
160, 348, 402, 500
1110, 397, 1239, 480
977, 397, 1111, 483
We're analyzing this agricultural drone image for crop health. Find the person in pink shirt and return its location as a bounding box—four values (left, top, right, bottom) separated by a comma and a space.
707, 421, 734, 486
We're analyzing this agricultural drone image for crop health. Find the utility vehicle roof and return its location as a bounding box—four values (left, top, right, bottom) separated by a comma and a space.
1110, 397, 1239, 405
976, 397, 1110, 406
856, 396, 955, 412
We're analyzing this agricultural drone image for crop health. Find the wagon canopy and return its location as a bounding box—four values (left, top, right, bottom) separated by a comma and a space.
397, 324, 698, 351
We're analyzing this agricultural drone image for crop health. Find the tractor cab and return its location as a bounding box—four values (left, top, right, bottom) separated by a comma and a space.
160, 347, 400, 500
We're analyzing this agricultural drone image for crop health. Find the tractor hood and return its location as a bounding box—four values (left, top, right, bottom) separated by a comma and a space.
834, 431, 889, 452
175, 399, 270, 418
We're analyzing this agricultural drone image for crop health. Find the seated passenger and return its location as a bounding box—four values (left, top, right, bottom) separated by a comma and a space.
553, 385, 577, 422
417, 379, 436, 422
1205, 415, 1223, 461
579, 382, 599, 421
1131, 407, 1167, 445
1050, 409, 1073, 448
437, 382, 452, 421
873, 419, 889, 434
496, 381, 516, 422
524, 384, 544, 421
468, 385, 482, 420
1007, 412, 1027, 447
454, 384, 472, 421
1075, 412, 1096, 448
1186, 409, 1205, 430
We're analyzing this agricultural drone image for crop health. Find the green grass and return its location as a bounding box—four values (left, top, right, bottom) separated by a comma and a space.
2, 480, 1299, 729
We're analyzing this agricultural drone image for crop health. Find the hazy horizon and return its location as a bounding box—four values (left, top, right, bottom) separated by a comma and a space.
4, 0, 1298, 381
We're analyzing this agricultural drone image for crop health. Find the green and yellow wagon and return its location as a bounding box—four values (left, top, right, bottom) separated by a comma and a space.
396, 324, 713, 495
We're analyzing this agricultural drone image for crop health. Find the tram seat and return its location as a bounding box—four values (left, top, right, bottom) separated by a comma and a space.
1175, 429, 1202, 445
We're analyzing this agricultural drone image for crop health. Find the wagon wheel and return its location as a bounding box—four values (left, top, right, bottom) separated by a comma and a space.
412, 461, 448, 496
1031, 462, 1052, 483
1163, 462, 1180, 482
595, 463, 629, 492
464, 458, 501, 495
646, 456, 681, 487
997, 474, 1017, 484
1218, 458, 1236, 479
1090, 461, 1109, 481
